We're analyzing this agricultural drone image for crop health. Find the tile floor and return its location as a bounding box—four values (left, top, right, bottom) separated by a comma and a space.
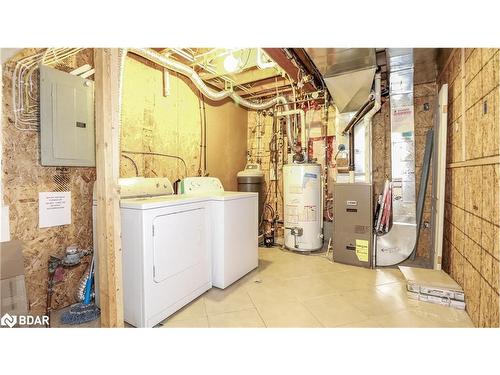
52, 246, 474, 328
159, 247, 474, 328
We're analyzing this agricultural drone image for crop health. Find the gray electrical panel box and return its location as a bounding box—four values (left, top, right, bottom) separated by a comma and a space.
333, 183, 373, 268
40, 65, 95, 166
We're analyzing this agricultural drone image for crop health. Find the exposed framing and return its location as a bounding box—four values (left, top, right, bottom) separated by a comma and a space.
94, 48, 124, 327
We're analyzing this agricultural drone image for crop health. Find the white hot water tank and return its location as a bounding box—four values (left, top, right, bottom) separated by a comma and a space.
283, 163, 323, 251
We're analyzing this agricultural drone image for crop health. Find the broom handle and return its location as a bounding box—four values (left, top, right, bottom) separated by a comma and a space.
83, 252, 95, 305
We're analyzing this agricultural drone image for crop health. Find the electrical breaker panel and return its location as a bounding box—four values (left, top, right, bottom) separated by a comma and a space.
40, 65, 95, 166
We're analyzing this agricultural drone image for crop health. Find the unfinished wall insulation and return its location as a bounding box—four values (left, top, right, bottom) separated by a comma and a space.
1, 49, 95, 315
372, 82, 437, 267
438, 48, 500, 327
120, 56, 248, 190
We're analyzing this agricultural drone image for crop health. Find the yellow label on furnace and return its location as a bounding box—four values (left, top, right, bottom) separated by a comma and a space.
355, 239, 369, 262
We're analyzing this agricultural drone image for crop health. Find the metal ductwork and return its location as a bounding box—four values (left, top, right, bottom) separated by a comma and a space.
375, 48, 417, 267
305, 48, 376, 113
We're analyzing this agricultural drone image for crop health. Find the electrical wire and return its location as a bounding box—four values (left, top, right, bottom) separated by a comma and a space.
120, 154, 139, 177
197, 90, 204, 175
201, 93, 208, 174
11, 48, 84, 131
121, 150, 188, 178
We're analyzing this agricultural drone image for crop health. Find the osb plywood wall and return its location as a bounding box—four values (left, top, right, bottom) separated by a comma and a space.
372, 82, 438, 267
1, 50, 248, 318
1, 49, 95, 315
246, 106, 335, 234
438, 48, 499, 327
121, 56, 248, 190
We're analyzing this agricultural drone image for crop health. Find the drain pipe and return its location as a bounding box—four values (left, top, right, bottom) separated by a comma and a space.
342, 96, 375, 182
277, 109, 306, 160
362, 72, 381, 183
341, 72, 381, 182
127, 48, 294, 148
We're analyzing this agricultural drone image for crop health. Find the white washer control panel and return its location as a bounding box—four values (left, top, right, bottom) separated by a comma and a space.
180, 177, 224, 194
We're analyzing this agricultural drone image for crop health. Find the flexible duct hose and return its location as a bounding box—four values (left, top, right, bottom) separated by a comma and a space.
129, 48, 232, 101
127, 48, 293, 147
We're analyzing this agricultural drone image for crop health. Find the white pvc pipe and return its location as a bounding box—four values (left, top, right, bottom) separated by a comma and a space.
278, 109, 306, 155
363, 72, 381, 183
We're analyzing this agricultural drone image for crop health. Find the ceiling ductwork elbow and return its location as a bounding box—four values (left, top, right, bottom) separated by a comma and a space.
305, 48, 376, 113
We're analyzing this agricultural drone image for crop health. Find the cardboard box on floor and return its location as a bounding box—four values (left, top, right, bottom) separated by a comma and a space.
1, 240, 28, 317
399, 265, 466, 310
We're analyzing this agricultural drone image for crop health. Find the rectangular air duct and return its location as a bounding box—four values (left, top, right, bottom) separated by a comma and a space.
305, 48, 376, 113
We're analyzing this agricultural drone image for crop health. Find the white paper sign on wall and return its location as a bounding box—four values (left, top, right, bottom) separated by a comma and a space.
39, 192, 71, 228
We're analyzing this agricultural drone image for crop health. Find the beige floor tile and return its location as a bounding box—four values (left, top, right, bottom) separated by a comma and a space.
208, 308, 265, 328
278, 273, 347, 301
372, 309, 445, 328
339, 288, 409, 317
246, 277, 298, 307
342, 267, 406, 288
69, 246, 474, 329
303, 293, 370, 327
255, 300, 322, 328
376, 283, 422, 310
166, 296, 206, 322
412, 302, 474, 327
258, 255, 348, 280
204, 286, 255, 315
336, 320, 383, 328
161, 316, 209, 328
221, 268, 263, 292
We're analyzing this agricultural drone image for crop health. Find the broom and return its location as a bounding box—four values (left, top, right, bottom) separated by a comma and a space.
60, 252, 100, 325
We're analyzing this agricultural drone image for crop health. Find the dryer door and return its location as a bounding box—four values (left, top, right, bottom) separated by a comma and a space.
152, 208, 206, 283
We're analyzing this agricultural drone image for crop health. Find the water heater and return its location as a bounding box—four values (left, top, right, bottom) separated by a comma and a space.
283, 163, 322, 251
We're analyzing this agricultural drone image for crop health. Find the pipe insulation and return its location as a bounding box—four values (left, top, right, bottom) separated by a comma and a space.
127, 48, 293, 147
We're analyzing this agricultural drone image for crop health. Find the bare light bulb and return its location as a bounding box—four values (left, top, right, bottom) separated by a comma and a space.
223, 53, 240, 73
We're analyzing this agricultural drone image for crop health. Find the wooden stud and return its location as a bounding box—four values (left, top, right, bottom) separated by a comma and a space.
200, 67, 281, 86
94, 48, 124, 328
447, 155, 500, 169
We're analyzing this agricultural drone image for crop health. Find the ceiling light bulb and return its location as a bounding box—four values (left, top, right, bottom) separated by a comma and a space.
223, 53, 240, 73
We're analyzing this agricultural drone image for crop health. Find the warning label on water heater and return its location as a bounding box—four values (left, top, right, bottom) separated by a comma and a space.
285, 205, 318, 223
300, 205, 317, 222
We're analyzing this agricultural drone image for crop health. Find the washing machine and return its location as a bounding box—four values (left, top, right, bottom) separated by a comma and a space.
180, 177, 258, 289
93, 177, 212, 327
